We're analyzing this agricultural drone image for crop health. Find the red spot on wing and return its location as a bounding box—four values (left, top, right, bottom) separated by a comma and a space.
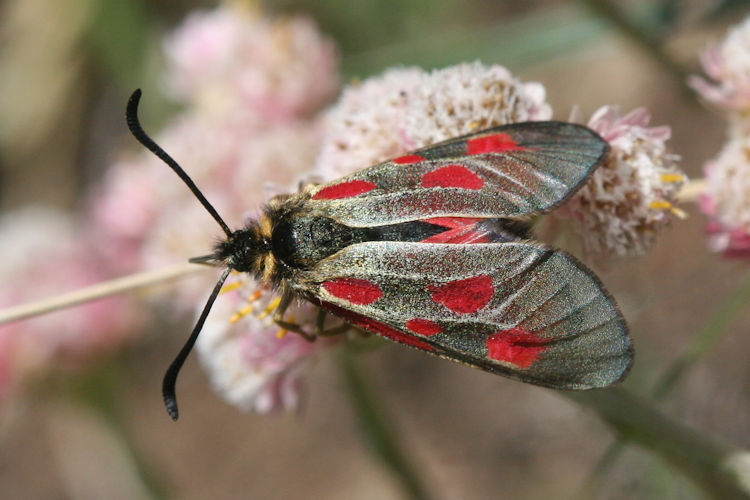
323, 278, 383, 305
467, 133, 523, 154
405, 319, 443, 336
393, 154, 426, 165
421, 165, 484, 190
486, 327, 551, 368
313, 180, 377, 200
428, 275, 494, 314
426, 229, 491, 244
321, 303, 435, 351
421, 217, 490, 244
423, 217, 483, 228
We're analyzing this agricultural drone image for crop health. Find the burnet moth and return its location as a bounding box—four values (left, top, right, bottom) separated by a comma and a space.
126, 89, 633, 420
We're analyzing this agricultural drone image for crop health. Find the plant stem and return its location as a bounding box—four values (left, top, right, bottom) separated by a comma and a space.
565, 388, 750, 499
337, 349, 431, 500
0, 263, 206, 325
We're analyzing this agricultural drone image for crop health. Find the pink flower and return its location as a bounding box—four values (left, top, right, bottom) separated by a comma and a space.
705, 221, 750, 258
164, 5, 338, 124
0, 207, 141, 401
699, 135, 750, 258
689, 16, 750, 114
90, 6, 342, 414
555, 106, 686, 257
197, 276, 337, 413
313, 62, 552, 180
89, 158, 163, 273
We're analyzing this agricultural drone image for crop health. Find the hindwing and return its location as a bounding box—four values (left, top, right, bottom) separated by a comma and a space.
294, 241, 631, 389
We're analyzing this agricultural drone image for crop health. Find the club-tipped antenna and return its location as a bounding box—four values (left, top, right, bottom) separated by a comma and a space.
162, 267, 231, 420
126, 89, 233, 238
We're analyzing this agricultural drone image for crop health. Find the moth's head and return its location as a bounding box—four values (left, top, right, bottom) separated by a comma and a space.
210, 222, 269, 274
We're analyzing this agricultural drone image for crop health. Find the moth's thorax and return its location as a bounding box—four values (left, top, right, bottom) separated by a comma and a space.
270, 211, 353, 270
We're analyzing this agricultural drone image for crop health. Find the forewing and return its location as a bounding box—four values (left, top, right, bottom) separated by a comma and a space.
296, 241, 631, 389
308, 121, 609, 227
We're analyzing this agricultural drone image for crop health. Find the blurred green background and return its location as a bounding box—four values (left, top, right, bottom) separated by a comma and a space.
2, 0, 750, 499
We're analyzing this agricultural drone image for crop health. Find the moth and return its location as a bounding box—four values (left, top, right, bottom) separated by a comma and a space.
126, 89, 632, 420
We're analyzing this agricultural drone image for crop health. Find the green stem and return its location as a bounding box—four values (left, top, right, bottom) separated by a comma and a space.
337, 349, 430, 500
579, 0, 692, 90
565, 388, 750, 499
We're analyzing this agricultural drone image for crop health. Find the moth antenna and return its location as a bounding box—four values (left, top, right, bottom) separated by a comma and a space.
189, 254, 223, 267
163, 267, 232, 420
126, 89, 233, 238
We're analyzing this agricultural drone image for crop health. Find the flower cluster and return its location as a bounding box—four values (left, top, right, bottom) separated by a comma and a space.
689, 16, 750, 116
65, 5, 337, 414
700, 134, 750, 258
163, 4, 338, 124
554, 107, 685, 257
692, 16, 750, 258
197, 275, 336, 414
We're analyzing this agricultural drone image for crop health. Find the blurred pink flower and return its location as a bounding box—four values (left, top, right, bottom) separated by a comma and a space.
699, 135, 750, 258
689, 16, 750, 114
705, 221, 750, 258
90, 157, 162, 273
90, 5, 341, 414
197, 275, 336, 413
313, 62, 552, 179
123, 117, 325, 308
0, 207, 141, 401
164, 4, 338, 124
555, 106, 685, 257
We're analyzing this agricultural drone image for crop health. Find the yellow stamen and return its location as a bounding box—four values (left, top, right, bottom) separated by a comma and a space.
219, 282, 243, 294
230, 304, 254, 323
661, 173, 685, 183
249, 290, 263, 302
650, 200, 673, 210
258, 296, 282, 320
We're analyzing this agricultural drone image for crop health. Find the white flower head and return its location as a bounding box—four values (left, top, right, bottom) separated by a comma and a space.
700, 134, 750, 258
556, 106, 686, 257
314, 62, 552, 179
196, 276, 335, 414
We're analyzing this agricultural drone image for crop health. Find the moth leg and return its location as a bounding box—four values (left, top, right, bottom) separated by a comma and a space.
272, 293, 316, 341
314, 309, 350, 337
